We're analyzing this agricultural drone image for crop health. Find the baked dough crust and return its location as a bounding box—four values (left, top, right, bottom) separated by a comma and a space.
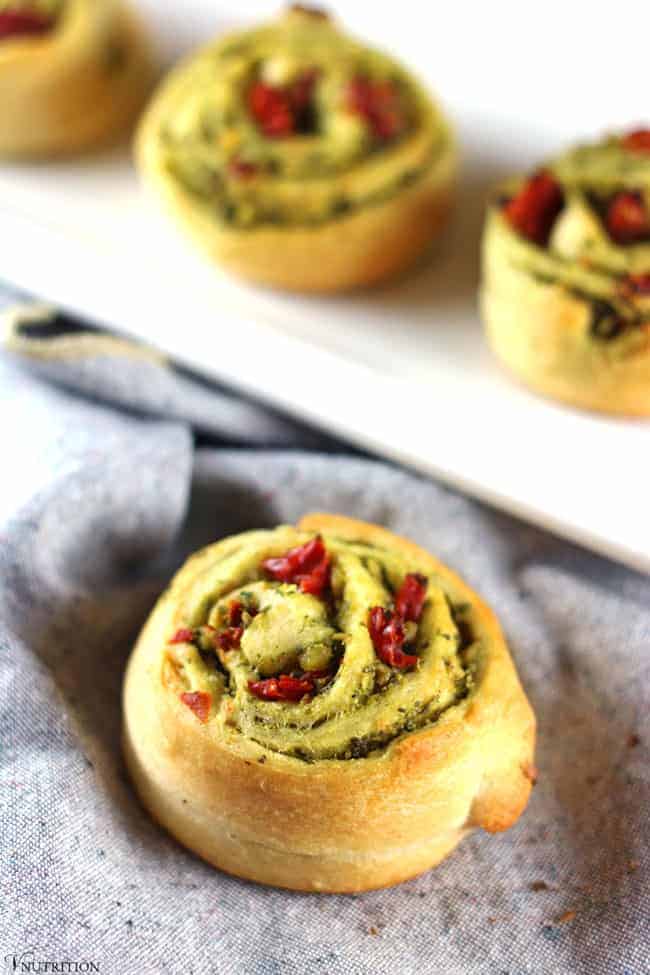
137, 130, 455, 292
123, 513, 535, 892
0, 0, 152, 157
135, 11, 456, 292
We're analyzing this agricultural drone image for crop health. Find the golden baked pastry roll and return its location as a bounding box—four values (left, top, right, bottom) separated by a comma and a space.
0, 0, 152, 157
481, 129, 650, 415
123, 513, 536, 893
135, 5, 457, 292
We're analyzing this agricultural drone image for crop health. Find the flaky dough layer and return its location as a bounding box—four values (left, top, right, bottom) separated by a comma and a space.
123, 514, 535, 892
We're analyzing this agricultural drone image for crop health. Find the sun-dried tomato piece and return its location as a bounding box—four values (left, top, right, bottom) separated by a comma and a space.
0, 9, 54, 39
502, 170, 564, 246
248, 674, 315, 701
605, 191, 650, 244
179, 690, 211, 722
622, 129, 650, 155
170, 627, 195, 644
262, 537, 331, 598
394, 573, 428, 623
297, 554, 331, 596
217, 626, 243, 652
214, 598, 258, 651
620, 272, 650, 296
228, 157, 259, 179
367, 606, 419, 670
248, 81, 295, 138
263, 537, 325, 579
346, 77, 405, 142
248, 69, 319, 138
228, 600, 244, 626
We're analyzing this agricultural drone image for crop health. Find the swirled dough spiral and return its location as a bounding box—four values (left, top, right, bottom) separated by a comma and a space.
481, 130, 650, 415
135, 6, 456, 291
123, 514, 535, 892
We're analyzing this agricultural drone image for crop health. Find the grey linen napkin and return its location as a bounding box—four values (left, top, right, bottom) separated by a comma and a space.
1, 300, 648, 975
0, 293, 335, 450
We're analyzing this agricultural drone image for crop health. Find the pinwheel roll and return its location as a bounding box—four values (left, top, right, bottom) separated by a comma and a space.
0, 0, 152, 157
135, 5, 456, 292
481, 129, 650, 415
123, 514, 535, 893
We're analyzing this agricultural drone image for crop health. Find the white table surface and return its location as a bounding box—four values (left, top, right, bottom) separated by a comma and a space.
2, 0, 650, 573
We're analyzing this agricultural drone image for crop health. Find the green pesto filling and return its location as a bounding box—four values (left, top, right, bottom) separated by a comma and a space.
153, 12, 449, 229
552, 135, 650, 195
488, 207, 650, 345
164, 153, 434, 229
169, 527, 477, 762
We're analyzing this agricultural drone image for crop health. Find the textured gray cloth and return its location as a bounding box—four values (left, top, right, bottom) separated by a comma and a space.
0, 293, 333, 449
1, 309, 649, 974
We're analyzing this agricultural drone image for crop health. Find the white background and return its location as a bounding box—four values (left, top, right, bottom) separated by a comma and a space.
2, 0, 650, 571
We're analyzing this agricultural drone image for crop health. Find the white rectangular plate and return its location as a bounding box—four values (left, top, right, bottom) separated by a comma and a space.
2, 0, 650, 573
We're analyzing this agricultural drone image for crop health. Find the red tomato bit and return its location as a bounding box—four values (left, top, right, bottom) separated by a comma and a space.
217, 626, 244, 652
262, 536, 331, 598
395, 573, 428, 623
216, 598, 258, 650
0, 9, 54, 39
248, 674, 315, 701
620, 272, 650, 297
248, 81, 294, 137
228, 600, 244, 626
170, 627, 195, 644
622, 129, 650, 155
228, 157, 259, 179
179, 690, 212, 723
346, 77, 405, 142
502, 170, 564, 246
248, 69, 319, 139
605, 191, 650, 244
367, 606, 419, 670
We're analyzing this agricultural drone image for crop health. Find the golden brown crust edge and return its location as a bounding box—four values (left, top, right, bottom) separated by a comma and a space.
135, 92, 457, 293
481, 216, 650, 417
123, 513, 536, 893
0, 6, 153, 158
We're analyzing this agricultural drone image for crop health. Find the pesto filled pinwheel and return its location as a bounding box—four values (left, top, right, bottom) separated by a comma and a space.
123, 514, 535, 893
481, 129, 650, 415
135, 5, 456, 292
0, 0, 152, 157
